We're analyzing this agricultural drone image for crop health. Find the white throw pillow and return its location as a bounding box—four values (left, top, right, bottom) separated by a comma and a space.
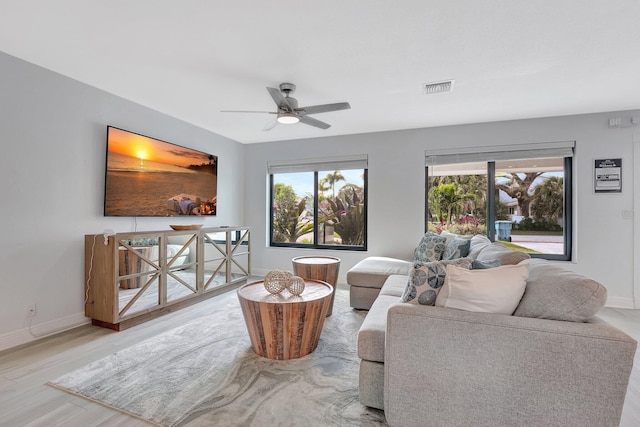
467, 234, 492, 260
435, 264, 529, 315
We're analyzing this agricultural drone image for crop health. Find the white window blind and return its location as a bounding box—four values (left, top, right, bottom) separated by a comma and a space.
268, 154, 368, 174
425, 141, 574, 166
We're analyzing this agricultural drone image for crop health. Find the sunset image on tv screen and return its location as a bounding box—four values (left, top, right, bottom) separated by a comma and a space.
104, 126, 218, 216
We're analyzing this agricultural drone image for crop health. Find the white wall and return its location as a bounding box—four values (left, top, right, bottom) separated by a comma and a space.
245, 110, 640, 308
1, 49, 637, 353
0, 52, 246, 351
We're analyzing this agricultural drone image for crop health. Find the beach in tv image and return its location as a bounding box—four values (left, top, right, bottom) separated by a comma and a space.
104, 126, 218, 216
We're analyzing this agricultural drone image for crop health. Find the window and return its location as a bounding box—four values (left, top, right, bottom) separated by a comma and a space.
426, 142, 573, 260
269, 156, 367, 250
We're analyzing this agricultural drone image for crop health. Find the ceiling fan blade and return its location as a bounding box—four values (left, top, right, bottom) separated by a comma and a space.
299, 116, 331, 129
298, 102, 351, 115
266, 87, 293, 111
263, 119, 278, 131
220, 110, 276, 114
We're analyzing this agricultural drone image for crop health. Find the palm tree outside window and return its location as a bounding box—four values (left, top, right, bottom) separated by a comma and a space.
425, 142, 573, 261
270, 163, 367, 250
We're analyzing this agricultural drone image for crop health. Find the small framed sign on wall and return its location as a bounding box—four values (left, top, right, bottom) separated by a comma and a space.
594, 158, 622, 193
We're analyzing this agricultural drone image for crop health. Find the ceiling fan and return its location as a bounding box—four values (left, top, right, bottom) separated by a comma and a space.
221, 83, 351, 131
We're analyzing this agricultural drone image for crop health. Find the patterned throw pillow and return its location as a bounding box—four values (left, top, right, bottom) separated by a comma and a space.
443, 238, 471, 260
401, 258, 472, 305
413, 232, 447, 264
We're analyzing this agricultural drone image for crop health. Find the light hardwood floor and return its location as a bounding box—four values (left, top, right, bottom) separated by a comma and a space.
598, 307, 640, 427
0, 285, 639, 427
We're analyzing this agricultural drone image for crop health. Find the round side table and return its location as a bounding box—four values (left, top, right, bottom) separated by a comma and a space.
292, 256, 341, 316
237, 279, 333, 360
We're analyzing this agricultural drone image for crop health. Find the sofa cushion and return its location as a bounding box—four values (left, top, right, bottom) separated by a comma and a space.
347, 257, 413, 289
498, 251, 531, 265
471, 259, 501, 269
443, 238, 471, 260
476, 242, 531, 265
356, 274, 411, 362
435, 264, 529, 314
514, 259, 607, 322
379, 274, 411, 298
474, 242, 511, 260
414, 232, 446, 264
357, 294, 400, 363
400, 258, 471, 305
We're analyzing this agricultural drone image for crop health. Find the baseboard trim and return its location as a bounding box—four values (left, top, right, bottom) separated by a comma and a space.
0, 312, 90, 352
605, 296, 637, 309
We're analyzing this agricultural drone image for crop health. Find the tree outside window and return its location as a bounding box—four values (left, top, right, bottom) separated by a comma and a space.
271, 169, 367, 250
427, 156, 571, 260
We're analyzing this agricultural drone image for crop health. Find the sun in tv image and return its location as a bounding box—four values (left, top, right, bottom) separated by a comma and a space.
104, 127, 218, 216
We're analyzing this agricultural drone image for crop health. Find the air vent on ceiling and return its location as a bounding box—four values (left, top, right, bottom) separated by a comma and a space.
423, 80, 455, 95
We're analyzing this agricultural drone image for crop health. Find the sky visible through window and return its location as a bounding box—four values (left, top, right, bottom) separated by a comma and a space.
276, 169, 364, 196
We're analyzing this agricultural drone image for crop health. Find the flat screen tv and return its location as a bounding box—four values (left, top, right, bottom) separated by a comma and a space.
104, 126, 218, 216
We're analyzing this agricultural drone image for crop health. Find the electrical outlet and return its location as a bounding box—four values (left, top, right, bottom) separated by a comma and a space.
26, 304, 36, 318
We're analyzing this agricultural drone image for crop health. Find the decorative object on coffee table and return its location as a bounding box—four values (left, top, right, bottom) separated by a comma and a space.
237, 279, 333, 360
292, 256, 341, 316
287, 275, 306, 295
263, 270, 292, 294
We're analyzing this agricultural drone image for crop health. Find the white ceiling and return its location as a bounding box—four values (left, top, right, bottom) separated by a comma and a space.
2, 1, 639, 144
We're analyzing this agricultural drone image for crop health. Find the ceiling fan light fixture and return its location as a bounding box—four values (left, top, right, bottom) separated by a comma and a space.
277, 113, 300, 124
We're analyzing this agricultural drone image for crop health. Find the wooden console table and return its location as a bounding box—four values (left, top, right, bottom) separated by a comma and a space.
85, 227, 250, 330
118, 246, 154, 289
237, 279, 332, 360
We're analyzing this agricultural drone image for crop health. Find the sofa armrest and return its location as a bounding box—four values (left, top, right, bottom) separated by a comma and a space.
384, 304, 637, 427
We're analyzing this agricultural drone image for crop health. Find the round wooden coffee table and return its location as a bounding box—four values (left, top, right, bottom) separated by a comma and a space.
237, 279, 333, 360
292, 256, 340, 316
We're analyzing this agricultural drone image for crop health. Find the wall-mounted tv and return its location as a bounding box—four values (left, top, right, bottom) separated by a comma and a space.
104, 126, 217, 216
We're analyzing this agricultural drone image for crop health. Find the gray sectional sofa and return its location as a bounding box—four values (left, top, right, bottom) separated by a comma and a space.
348, 234, 637, 427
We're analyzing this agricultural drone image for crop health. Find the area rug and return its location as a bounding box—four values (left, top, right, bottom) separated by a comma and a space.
48, 287, 387, 426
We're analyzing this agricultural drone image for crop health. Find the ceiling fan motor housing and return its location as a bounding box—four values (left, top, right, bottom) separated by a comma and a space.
279, 82, 296, 95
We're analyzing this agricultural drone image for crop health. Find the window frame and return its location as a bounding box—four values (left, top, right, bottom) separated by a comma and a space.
425, 148, 573, 261
269, 169, 368, 251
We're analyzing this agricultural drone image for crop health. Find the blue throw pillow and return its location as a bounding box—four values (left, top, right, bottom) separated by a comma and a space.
414, 232, 447, 264
443, 238, 471, 260
401, 258, 472, 305
471, 259, 501, 269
